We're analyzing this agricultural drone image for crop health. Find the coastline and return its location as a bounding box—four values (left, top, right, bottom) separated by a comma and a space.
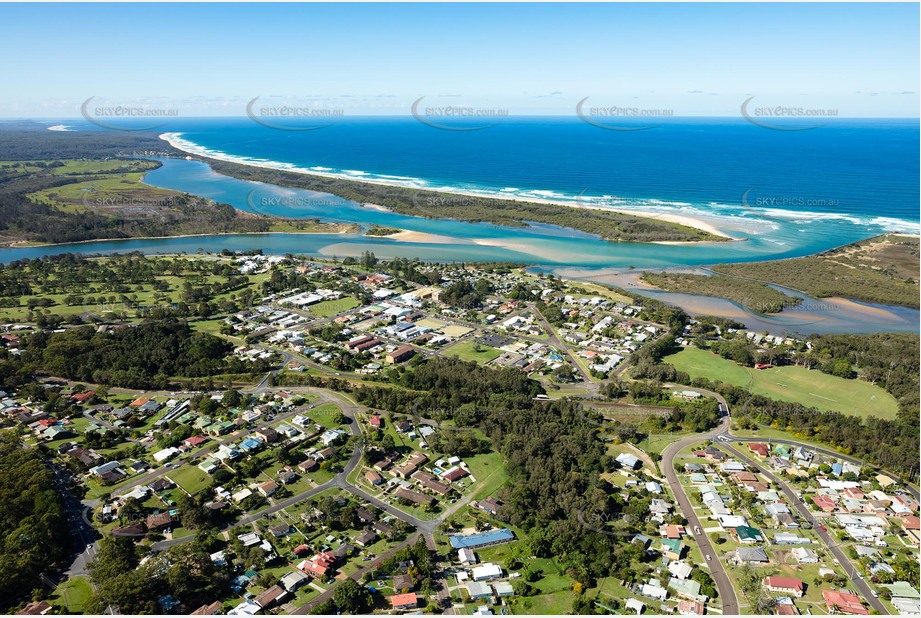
160, 132, 736, 241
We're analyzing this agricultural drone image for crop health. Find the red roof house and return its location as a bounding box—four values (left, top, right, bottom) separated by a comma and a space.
763, 577, 805, 597
389, 593, 418, 610
823, 590, 868, 615
812, 495, 837, 513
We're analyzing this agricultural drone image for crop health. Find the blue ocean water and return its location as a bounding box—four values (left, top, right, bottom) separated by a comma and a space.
158, 116, 919, 232
4, 116, 917, 334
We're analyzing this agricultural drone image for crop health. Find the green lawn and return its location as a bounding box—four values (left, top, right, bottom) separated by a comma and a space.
307, 403, 344, 429
664, 347, 898, 419
51, 576, 94, 613
443, 340, 502, 364
309, 297, 360, 318
166, 464, 212, 495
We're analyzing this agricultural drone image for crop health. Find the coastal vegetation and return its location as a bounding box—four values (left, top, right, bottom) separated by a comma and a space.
711, 234, 920, 308
0, 125, 353, 245
641, 271, 801, 313
199, 158, 726, 243
364, 225, 401, 236
0, 157, 353, 245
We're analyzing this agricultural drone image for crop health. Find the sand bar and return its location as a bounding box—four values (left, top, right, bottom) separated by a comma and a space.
161, 132, 735, 240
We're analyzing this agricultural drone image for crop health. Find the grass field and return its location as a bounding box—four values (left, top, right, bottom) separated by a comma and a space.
166, 464, 212, 495
307, 402, 344, 429
51, 576, 94, 613
664, 347, 898, 419
309, 297, 360, 317
443, 340, 502, 364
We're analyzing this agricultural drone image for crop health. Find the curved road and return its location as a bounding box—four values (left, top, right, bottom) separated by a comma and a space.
661, 412, 740, 615
660, 383, 889, 615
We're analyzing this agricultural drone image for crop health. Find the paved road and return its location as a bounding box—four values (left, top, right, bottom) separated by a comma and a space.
527, 301, 595, 388
657, 384, 888, 614
660, 413, 740, 615
715, 437, 890, 614
723, 435, 919, 501
291, 532, 421, 614
112, 392, 336, 498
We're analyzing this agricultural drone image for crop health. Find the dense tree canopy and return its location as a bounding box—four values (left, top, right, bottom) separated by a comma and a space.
19, 319, 253, 389
0, 431, 69, 611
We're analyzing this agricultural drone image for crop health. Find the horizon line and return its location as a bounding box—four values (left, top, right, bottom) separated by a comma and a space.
3, 114, 920, 121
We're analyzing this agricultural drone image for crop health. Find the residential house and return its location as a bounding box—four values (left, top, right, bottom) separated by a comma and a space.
734, 525, 763, 544
298, 459, 319, 473
389, 593, 418, 610
258, 481, 278, 497
280, 570, 309, 592
736, 547, 769, 563
393, 574, 414, 592
661, 538, 686, 560
393, 487, 434, 506
355, 530, 377, 547
146, 512, 174, 530
763, 577, 805, 597
822, 590, 868, 615
254, 585, 289, 609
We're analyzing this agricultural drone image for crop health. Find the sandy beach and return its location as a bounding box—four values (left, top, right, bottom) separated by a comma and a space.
384, 230, 461, 244
160, 132, 736, 240
820, 297, 903, 320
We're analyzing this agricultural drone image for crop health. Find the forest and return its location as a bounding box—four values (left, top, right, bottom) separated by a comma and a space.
15, 319, 261, 389
350, 356, 682, 588
0, 431, 70, 611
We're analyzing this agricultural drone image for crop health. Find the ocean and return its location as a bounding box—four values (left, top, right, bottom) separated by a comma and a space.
3, 116, 917, 334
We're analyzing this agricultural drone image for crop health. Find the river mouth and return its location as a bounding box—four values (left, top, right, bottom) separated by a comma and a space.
0, 157, 916, 335
539, 267, 919, 337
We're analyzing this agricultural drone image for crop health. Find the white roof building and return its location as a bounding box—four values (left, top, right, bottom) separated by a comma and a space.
472, 563, 502, 581
668, 561, 694, 580
153, 447, 180, 463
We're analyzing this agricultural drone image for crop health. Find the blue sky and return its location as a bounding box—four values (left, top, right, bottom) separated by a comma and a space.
1, 3, 918, 118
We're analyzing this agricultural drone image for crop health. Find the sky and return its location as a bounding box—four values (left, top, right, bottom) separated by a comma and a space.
0, 2, 918, 118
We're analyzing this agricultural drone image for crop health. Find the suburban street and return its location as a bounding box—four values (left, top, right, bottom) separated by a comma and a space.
661, 411, 740, 615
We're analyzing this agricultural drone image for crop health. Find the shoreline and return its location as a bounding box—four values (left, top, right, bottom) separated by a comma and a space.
160, 132, 736, 241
